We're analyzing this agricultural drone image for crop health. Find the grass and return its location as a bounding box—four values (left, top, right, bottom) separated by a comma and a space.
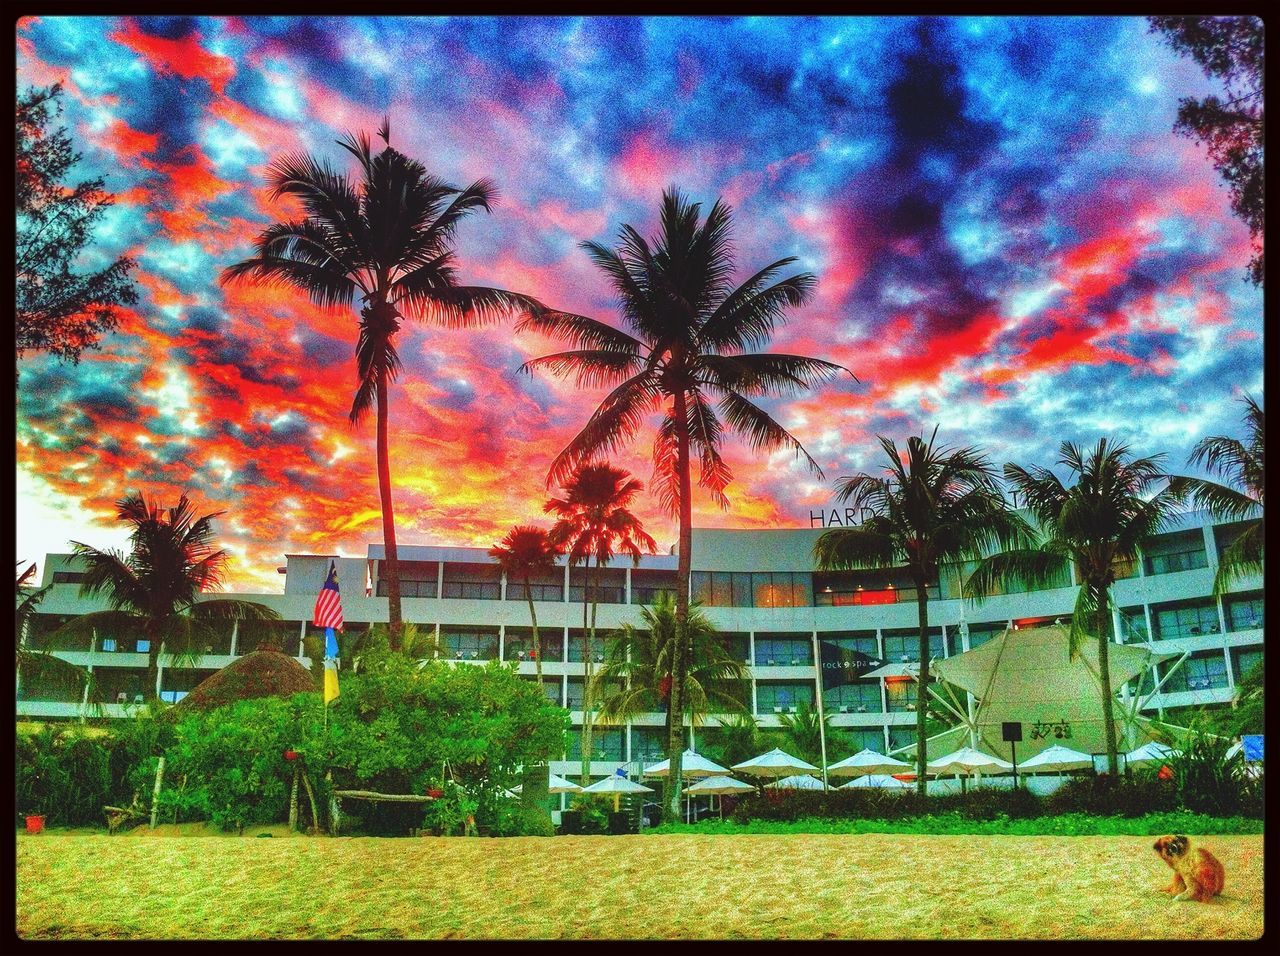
17, 829, 1263, 939
647, 813, 1266, 836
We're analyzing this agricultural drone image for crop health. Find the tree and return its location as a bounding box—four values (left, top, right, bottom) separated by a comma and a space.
16, 561, 95, 707
1148, 16, 1264, 285
16, 84, 138, 374
55, 492, 281, 702
965, 439, 1188, 774
814, 429, 1032, 795
594, 593, 750, 749
777, 701, 838, 768
1169, 394, 1263, 594
489, 526, 561, 685
222, 119, 543, 649
545, 463, 655, 784
520, 188, 848, 818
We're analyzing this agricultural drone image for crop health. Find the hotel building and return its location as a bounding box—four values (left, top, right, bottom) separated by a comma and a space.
18, 510, 1263, 793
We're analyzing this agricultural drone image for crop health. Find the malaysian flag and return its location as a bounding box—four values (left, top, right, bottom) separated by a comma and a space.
313, 562, 344, 632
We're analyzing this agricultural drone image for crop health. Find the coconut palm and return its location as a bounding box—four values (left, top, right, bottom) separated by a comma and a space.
546, 463, 656, 784
777, 701, 835, 768
520, 188, 849, 816
594, 593, 749, 749
1170, 394, 1263, 594
54, 492, 280, 703
965, 439, 1188, 775
489, 526, 561, 684
813, 429, 1033, 795
222, 120, 543, 649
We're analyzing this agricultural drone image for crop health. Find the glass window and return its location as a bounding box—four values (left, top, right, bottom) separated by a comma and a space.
1152, 601, 1220, 640
25, 614, 88, 652
51, 570, 85, 584
888, 728, 917, 753
884, 679, 918, 712
378, 578, 438, 598
881, 628, 944, 662
159, 668, 214, 704
1163, 652, 1229, 693
1225, 593, 1263, 631
965, 623, 1005, 650
93, 668, 149, 704
522, 675, 563, 706
843, 728, 887, 753
753, 635, 813, 666
820, 634, 879, 658
823, 680, 881, 712
440, 627, 498, 660
1231, 647, 1262, 683
755, 681, 815, 714
631, 569, 677, 606
720, 633, 750, 662
1118, 607, 1149, 644
631, 726, 667, 763
566, 678, 586, 709
567, 630, 606, 663
237, 620, 301, 655
568, 568, 625, 605
566, 728, 624, 761
504, 627, 562, 662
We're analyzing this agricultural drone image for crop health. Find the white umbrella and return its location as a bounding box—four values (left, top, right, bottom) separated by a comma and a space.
1125, 741, 1179, 768
838, 773, 911, 789
732, 747, 819, 779
581, 773, 654, 812
683, 775, 755, 821
1017, 744, 1095, 774
927, 746, 1015, 774
508, 772, 584, 795
827, 748, 913, 778
765, 774, 826, 791
643, 750, 729, 778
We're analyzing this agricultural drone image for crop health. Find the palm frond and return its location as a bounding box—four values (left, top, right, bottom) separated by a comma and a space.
962, 549, 1071, 604
813, 525, 897, 571
717, 388, 823, 478
697, 352, 849, 396
516, 309, 646, 354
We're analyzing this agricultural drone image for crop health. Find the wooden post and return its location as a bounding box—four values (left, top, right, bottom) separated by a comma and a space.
149, 756, 166, 829
288, 766, 300, 831
300, 770, 320, 834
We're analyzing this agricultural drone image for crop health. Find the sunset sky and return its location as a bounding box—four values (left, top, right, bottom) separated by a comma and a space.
16, 16, 1263, 592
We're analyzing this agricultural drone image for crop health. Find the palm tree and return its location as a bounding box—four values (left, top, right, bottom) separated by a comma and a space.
594, 593, 750, 751
1170, 394, 1263, 594
222, 119, 543, 649
965, 439, 1187, 775
489, 526, 561, 685
54, 492, 280, 702
777, 701, 837, 768
16, 562, 95, 707
520, 188, 849, 817
813, 429, 1032, 795
545, 463, 656, 784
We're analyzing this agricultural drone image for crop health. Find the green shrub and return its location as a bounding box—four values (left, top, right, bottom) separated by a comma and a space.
1043, 774, 1178, 817
568, 795, 612, 834
16, 726, 112, 826
1166, 722, 1252, 817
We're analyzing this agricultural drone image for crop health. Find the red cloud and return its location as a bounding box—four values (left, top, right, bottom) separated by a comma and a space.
110, 19, 236, 95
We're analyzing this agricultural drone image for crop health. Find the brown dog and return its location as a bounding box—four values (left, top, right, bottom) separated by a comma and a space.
1153, 834, 1225, 902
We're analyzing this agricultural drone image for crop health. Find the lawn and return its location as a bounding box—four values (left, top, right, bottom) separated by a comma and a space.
17, 830, 1263, 940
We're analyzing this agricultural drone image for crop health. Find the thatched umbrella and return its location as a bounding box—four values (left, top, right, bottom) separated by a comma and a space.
170, 650, 316, 713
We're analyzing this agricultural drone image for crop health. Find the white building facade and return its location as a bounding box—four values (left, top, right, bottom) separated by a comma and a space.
18, 511, 1263, 787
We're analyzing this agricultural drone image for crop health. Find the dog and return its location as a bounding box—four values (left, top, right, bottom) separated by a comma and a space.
1153, 834, 1225, 903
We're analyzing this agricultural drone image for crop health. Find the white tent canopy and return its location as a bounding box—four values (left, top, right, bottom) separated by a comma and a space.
765, 774, 825, 790
732, 748, 819, 778
643, 750, 729, 779
682, 775, 755, 795
1016, 744, 1095, 774
838, 773, 911, 789
827, 748, 913, 778
581, 775, 653, 795
927, 746, 1014, 774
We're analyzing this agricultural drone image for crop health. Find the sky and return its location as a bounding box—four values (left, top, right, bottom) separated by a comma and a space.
16, 15, 1264, 592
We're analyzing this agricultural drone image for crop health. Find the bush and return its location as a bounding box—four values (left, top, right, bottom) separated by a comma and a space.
1166, 722, 1252, 817
1044, 775, 1178, 817
17, 726, 110, 826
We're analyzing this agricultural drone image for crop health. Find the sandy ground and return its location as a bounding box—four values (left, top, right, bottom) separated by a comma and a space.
16, 831, 1262, 940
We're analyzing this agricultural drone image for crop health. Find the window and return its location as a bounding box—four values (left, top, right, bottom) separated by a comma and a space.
522, 675, 563, 706
567, 630, 606, 663
844, 728, 887, 753
1225, 593, 1263, 631
237, 620, 301, 655
881, 628, 945, 662
1144, 543, 1209, 576
440, 627, 498, 660
888, 728, 917, 752
25, 614, 88, 652
441, 562, 501, 600
566, 728, 624, 761
631, 726, 666, 763
691, 571, 753, 607
965, 623, 1005, 650
719, 633, 750, 663
884, 679, 918, 712
504, 627, 563, 662
631, 569, 678, 606
823, 680, 881, 713
1231, 647, 1262, 683
507, 581, 564, 602
568, 568, 625, 605
1164, 652, 1229, 693
1118, 607, 1149, 644
819, 633, 879, 658
692, 571, 811, 607
377, 578, 438, 598
755, 681, 814, 714
753, 635, 813, 666
100, 638, 118, 652
566, 678, 586, 709
160, 668, 213, 704
51, 571, 85, 584
1152, 601, 1220, 641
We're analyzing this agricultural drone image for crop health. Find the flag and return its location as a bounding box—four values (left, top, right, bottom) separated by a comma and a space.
313, 562, 344, 632
314, 562, 343, 706
819, 639, 881, 690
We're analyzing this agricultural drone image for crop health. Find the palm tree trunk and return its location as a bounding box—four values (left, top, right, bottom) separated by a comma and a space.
526, 573, 543, 684
375, 365, 403, 651
579, 554, 594, 786
666, 388, 693, 823
915, 579, 929, 797
1097, 594, 1119, 775
521, 573, 551, 817
145, 641, 161, 704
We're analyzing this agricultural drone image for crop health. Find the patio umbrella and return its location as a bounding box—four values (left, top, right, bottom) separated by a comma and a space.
1017, 744, 1095, 775
642, 750, 729, 779
581, 773, 654, 812
507, 773, 584, 796
732, 747, 819, 779
764, 774, 825, 790
838, 773, 911, 789
683, 774, 755, 820
827, 748, 913, 778
1125, 741, 1180, 769
927, 746, 1015, 774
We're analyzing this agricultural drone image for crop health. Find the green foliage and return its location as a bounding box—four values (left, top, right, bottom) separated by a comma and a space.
1165, 719, 1255, 817
16, 726, 111, 824
567, 794, 612, 835
700, 713, 763, 768
420, 779, 478, 836
647, 811, 1264, 837
16, 84, 138, 369
1043, 775, 1180, 817
776, 701, 831, 766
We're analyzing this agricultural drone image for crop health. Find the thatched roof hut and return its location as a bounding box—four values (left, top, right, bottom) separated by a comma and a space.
172, 650, 316, 713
